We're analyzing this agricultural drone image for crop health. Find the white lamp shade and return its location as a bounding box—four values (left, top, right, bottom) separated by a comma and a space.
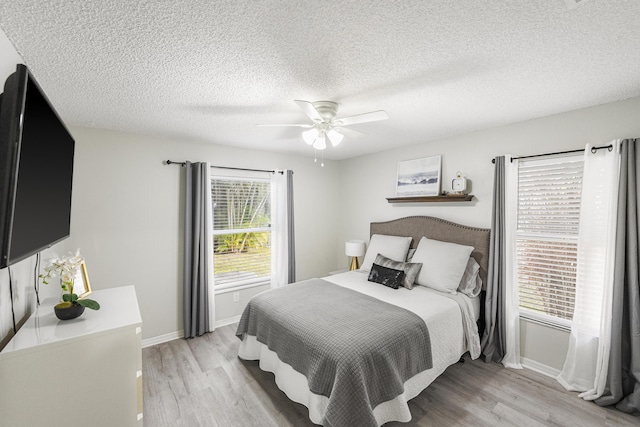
302, 128, 318, 145
313, 132, 327, 150
345, 240, 366, 257
327, 129, 344, 147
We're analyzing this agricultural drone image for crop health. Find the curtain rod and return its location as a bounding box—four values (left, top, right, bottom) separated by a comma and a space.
491, 144, 613, 164
165, 160, 285, 174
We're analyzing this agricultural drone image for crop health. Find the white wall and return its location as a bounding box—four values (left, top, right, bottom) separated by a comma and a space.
63, 126, 340, 340
0, 29, 61, 349
338, 95, 640, 372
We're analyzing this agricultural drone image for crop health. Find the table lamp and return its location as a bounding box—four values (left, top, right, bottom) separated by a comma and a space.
345, 240, 366, 271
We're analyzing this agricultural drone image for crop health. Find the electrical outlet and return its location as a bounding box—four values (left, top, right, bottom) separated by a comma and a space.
233, 292, 240, 302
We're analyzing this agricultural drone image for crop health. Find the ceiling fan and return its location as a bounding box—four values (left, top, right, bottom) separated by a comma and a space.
258, 100, 389, 150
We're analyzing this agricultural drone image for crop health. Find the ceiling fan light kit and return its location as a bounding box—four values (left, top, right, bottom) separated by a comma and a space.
259, 100, 388, 156
302, 126, 343, 150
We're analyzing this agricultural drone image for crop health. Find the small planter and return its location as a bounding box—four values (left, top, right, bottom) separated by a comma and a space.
54, 302, 85, 320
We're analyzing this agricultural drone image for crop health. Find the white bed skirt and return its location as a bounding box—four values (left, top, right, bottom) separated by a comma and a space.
239, 334, 459, 426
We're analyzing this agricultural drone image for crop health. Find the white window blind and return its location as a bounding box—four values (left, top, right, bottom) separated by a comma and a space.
516, 155, 584, 326
211, 176, 271, 290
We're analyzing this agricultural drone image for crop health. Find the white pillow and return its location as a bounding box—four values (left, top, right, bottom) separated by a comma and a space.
412, 237, 474, 293
360, 234, 412, 271
458, 257, 482, 297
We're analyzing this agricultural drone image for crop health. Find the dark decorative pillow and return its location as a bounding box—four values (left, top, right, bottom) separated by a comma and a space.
374, 254, 423, 289
368, 263, 405, 289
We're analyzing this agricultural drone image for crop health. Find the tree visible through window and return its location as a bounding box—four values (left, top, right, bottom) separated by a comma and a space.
211, 176, 271, 289
516, 155, 584, 327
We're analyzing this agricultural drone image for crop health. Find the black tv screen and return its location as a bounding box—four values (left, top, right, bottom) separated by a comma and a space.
0, 64, 74, 268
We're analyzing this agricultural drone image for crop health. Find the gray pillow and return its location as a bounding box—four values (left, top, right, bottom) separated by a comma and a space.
373, 253, 423, 290
457, 257, 482, 297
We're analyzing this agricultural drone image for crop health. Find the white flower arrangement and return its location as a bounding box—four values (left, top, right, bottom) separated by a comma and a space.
39, 251, 100, 311
40, 251, 84, 294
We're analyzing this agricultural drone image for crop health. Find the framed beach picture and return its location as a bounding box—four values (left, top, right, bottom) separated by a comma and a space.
396, 156, 442, 197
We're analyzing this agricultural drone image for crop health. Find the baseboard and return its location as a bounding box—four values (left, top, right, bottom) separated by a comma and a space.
141, 331, 183, 348
141, 316, 240, 348
521, 357, 561, 378
214, 315, 241, 328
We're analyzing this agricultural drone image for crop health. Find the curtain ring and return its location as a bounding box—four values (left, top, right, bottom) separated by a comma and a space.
591, 146, 597, 154
608, 145, 613, 152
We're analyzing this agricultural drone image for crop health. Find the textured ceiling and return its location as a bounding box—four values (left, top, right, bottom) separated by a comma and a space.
0, 1, 639, 160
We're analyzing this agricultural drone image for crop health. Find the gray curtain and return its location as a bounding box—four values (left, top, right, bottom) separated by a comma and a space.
285, 170, 296, 283
183, 162, 210, 338
481, 156, 506, 363
595, 139, 640, 414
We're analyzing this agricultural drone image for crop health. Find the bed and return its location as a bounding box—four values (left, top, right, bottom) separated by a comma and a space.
236, 216, 490, 427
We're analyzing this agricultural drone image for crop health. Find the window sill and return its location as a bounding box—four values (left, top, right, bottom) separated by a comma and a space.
214, 281, 270, 295
519, 312, 571, 332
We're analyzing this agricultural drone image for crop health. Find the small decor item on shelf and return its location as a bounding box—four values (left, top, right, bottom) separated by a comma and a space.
40, 251, 100, 320
451, 171, 468, 194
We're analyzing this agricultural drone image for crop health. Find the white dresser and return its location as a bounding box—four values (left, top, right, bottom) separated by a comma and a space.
0, 285, 143, 427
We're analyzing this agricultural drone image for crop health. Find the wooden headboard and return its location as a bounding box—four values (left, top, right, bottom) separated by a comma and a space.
370, 216, 491, 289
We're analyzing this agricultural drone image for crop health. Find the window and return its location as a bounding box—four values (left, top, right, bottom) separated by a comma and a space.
515, 155, 584, 328
211, 176, 271, 291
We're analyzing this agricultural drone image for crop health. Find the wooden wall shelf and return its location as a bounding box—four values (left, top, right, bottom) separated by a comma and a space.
387, 194, 474, 203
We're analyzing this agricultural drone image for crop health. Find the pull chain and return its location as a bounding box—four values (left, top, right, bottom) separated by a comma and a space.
313, 149, 325, 167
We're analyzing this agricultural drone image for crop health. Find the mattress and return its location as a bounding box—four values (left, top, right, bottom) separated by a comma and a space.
238, 270, 480, 426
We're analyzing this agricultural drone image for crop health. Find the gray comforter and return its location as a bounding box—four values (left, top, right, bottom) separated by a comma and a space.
235, 278, 432, 427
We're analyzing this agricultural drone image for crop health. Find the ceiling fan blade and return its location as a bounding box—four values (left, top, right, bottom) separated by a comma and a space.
335, 110, 388, 127
334, 127, 367, 138
294, 100, 323, 122
256, 123, 313, 128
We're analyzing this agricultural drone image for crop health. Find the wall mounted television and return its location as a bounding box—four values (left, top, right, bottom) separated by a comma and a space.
0, 64, 75, 269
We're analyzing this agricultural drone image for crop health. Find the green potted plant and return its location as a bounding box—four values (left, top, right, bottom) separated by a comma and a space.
40, 252, 100, 320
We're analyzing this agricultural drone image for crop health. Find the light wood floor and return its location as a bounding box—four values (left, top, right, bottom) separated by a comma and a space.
143, 324, 639, 426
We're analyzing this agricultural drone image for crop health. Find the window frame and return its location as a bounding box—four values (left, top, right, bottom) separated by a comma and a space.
513, 154, 584, 330
210, 174, 272, 294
